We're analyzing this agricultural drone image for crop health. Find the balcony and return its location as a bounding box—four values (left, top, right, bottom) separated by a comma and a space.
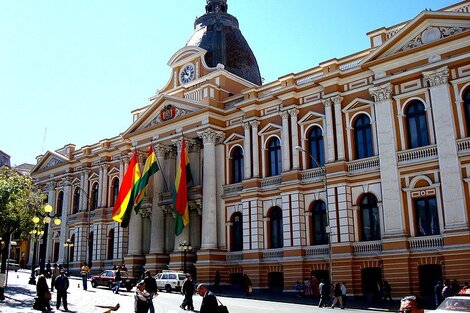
304, 245, 329, 257
300, 167, 324, 183
408, 235, 443, 251
457, 137, 470, 154
397, 145, 438, 164
260, 176, 281, 189
226, 252, 243, 261
223, 183, 243, 196
353, 241, 383, 255
347, 156, 380, 173
262, 249, 284, 259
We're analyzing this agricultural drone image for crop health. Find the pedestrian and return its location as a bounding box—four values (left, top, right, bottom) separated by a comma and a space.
143, 271, 158, 313
113, 267, 122, 294
331, 283, 344, 309
442, 280, 454, 299
180, 274, 195, 311
318, 280, 331, 308
55, 268, 69, 312
311, 275, 319, 299
214, 271, 221, 291
80, 262, 90, 291
304, 279, 312, 297
399, 295, 424, 313
50, 264, 60, 292
435, 281, 444, 308
134, 282, 150, 313
295, 281, 303, 298
340, 282, 347, 307
34, 274, 52, 311
196, 283, 218, 313
243, 274, 252, 296
452, 279, 461, 295
383, 280, 392, 303
45, 261, 52, 279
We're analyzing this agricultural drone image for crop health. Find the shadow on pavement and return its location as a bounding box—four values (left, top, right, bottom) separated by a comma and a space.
3, 285, 35, 310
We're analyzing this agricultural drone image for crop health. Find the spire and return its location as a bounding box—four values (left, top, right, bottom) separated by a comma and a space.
205, 0, 228, 14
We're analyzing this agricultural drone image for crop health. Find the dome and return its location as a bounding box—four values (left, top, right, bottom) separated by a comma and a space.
186, 0, 262, 85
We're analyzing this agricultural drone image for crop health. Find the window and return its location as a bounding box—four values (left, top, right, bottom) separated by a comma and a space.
73, 188, 80, 214
91, 183, 99, 210
463, 88, 470, 136
268, 137, 281, 176
269, 207, 283, 249
406, 101, 429, 149
415, 196, 439, 236
311, 201, 328, 245
360, 194, 381, 241
307, 126, 324, 168
231, 212, 243, 251
111, 178, 119, 206
56, 191, 64, 217
107, 229, 114, 260
354, 115, 373, 159
231, 146, 244, 184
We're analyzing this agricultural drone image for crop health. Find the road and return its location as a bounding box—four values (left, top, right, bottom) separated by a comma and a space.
1, 271, 375, 313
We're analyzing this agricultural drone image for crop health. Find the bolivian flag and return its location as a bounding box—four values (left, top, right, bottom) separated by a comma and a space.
134, 145, 159, 214
173, 138, 192, 235
112, 151, 141, 227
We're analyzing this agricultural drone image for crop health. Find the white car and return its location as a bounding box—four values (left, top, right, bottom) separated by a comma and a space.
435, 296, 470, 313
154, 271, 186, 293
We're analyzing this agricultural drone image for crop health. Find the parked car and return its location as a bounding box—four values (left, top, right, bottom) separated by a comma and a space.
90, 270, 137, 291
154, 271, 186, 293
6, 259, 20, 272
435, 296, 470, 313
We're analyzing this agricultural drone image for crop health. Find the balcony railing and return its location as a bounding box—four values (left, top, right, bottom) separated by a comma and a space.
223, 183, 243, 196
353, 241, 383, 255
226, 252, 243, 261
263, 249, 284, 259
347, 156, 380, 173
408, 235, 443, 251
304, 245, 329, 257
184, 88, 202, 101
457, 137, 470, 153
260, 176, 281, 188
300, 167, 324, 182
397, 145, 437, 164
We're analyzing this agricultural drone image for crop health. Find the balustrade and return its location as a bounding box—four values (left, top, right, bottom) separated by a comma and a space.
397, 145, 437, 164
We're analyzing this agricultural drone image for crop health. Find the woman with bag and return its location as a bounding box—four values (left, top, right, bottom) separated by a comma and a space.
134, 282, 150, 313
35, 274, 52, 311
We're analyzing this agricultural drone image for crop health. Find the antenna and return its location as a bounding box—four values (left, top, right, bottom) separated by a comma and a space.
41, 127, 47, 153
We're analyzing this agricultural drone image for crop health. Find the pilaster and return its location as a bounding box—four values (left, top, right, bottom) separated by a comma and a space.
289, 109, 300, 170
322, 98, 335, 163
243, 122, 252, 179
332, 96, 345, 161
250, 120, 260, 178
281, 110, 291, 172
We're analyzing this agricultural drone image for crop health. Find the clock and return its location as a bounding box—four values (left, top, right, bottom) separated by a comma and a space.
179, 63, 195, 84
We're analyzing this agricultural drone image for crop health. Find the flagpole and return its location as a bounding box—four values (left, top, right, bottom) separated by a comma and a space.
155, 155, 170, 192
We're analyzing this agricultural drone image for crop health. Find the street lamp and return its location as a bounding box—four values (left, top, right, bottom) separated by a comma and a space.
178, 241, 192, 274
295, 145, 333, 284
36, 204, 61, 275
28, 222, 45, 285
64, 238, 73, 274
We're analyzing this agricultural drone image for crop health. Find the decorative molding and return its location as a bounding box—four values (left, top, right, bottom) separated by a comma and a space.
139, 207, 152, 218
331, 95, 343, 106
423, 67, 449, 87
249, 120, 260, 128
321, 98, 332, 108
288, 108, 299, 118
280, 110, 290, 119
398, 26, 469, 53
43, 158, 63, 169
147, 105, 189, 127
369, 83, 393, 102
198, 128, 225, 145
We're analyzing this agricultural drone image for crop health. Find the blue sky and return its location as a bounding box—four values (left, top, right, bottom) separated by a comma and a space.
0, 0, 457, 166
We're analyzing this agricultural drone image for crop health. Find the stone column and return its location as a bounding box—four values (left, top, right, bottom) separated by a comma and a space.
369, 83, 405, 237
81, 169, 90, 211
289, 109, 300, 170
424, 67, 469, 230
100, 163, 109, 208
198, 128, 225, 249
97, 164, 103, 208
243, 122, 252, 179
187, 139, 202, 186
127, 208, 142, 255
322, 98, 336, 163
58, 178, 72, 262
172, 139, 190, 249
333, 96, 345, 161
149, 145, 167, 254
281, 111, 291, 172
250, 120, 260, 177
46, 182, 55, 262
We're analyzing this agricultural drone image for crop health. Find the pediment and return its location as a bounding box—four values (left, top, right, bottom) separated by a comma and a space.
343, 98, 375, 113
107, 167, 120, 176
89, 172, 99, 180
32, 151, 69, 173
258, 122, 282, 136
167, 46, 207, 68
224, 133, 244, 144
298, 111, 325, 125
364, 11, 470, 64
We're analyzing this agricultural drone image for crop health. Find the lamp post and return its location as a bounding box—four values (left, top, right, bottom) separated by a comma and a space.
178, 241, 192, 274
295, 145, 333, 284
64, 238, 73, 274
37, 204, 61, 275
28, 221, 45, 285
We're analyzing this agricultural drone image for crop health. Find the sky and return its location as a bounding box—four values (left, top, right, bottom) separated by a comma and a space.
0, 0, 458, 166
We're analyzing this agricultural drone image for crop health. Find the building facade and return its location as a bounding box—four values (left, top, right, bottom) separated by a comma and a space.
31, 0, 470, 299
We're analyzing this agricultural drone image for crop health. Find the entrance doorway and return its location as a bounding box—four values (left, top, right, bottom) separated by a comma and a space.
312, 270, 330, 284
268, 272, 284, 293
419, 264, 442, 307
361, 267, 382, 302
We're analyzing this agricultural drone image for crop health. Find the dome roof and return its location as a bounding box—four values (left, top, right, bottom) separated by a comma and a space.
186, 0, 262, 85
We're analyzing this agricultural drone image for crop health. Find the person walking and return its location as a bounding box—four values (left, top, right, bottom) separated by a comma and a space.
80, 262, 90, 291
134, 282, 150, 313
442, 280, 454, 299
295, 281, 303, 298
383, 280, 392, 303
318, 280, 331, 308
35, 274, 52, 311
143, 271, 158, 313
340, 282, 347, 307
331, 283, 344, 309
45, 261, 52, 279
180, 274, 195, 311
50, 264, 60, 292
196, 284, 218, 313
113, 267, 122, 294
435, 281, 444, 308
55, 268, 69, 312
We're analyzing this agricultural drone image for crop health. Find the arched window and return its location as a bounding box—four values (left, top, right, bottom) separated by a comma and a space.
231, 146, 244, 184
311, 201, 328, 245
405, 101, 429, 149
91, 183, 99, 211
269, 207, 283, 249
268, 137, 281, 176
415, 196, 439, 236
354, 114, 373, 159
111, 178, 119, 206
107, 229, 115, 260
56, 191, 64, 217
231, 212, 243, 251
360, 194, 381, 241
307, 126, 324, 168
463, 88, 470, 136
73, 188, 80, 214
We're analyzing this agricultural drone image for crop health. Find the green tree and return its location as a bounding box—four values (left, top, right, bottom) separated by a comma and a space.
0, 166, 45, 298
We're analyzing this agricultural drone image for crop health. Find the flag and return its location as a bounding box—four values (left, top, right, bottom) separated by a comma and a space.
173, 138, 192, 235
112, 151, 141, 228
134, 145, 159, 213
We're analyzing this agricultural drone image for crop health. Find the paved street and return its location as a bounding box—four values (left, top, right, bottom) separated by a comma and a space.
1, 270, 388, 313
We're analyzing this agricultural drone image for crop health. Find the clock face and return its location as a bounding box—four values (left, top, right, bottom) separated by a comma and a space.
180, 64, 195, 84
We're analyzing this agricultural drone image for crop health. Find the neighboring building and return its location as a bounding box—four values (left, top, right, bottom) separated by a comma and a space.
0, 150, 11, 168
31, 0, 470, 300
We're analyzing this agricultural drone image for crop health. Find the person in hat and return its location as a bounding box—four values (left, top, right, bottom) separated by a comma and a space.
399, 295, 424, 313
143, 271, 158, 313
55, 268, 70, 311
197, 283, 218, 313
134, 281, 150, 313
180, 274, 195, 311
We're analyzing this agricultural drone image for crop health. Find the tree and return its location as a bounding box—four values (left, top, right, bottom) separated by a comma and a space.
0, 166, 45, 299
